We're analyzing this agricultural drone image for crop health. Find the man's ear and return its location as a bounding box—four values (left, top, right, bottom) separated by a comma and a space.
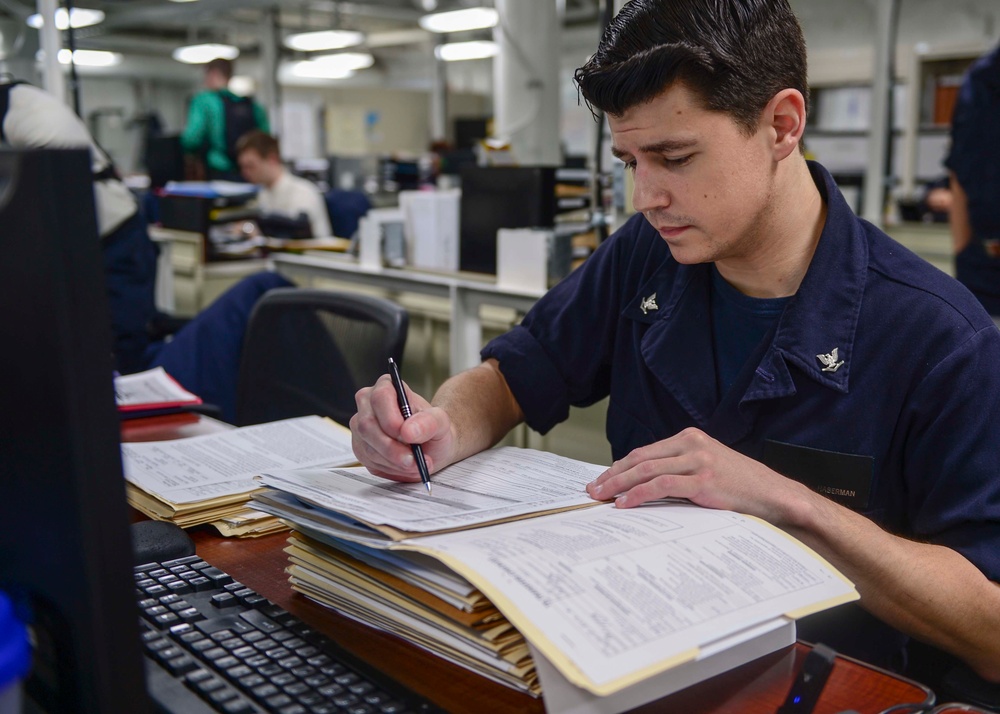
763, 88, 806, 161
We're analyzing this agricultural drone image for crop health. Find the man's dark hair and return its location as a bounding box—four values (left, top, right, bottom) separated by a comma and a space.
574, 0, 809, 135
235, 129, 280, 159
205, 57, 234, 81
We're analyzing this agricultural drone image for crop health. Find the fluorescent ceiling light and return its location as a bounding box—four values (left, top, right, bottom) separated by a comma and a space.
419, 7, 498, 33
35, 48, 123, 67
27, 8, 105, 30
284, 30, 364, 52
59, 49, 122, 66
286, 61, 355, 80
172, 43, 239, 64
435, 40, 498, 62
308, 52, 374, 72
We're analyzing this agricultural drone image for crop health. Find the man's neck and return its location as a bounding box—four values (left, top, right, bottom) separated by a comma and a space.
715, 156, 827, 299
263, 166, 285, 190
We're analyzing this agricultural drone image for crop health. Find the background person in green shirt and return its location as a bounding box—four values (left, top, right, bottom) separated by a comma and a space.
180, 57, 269, 181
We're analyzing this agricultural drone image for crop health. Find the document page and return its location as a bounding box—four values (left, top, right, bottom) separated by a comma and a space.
412, 501, 858, 695
122, 416, 356, 504
115, 367, 201, 410
257, 447, 606, 535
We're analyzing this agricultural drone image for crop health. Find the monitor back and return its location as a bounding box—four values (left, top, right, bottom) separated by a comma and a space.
458, 165, 555, 275
0, 148, 151, 713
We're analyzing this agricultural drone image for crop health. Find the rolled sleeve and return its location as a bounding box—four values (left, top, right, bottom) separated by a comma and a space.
482, 324, 573, 434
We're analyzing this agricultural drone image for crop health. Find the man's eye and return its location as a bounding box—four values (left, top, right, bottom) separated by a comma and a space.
664, 155, 692, 167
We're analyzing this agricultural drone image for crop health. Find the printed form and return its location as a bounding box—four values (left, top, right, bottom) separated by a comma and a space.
257, 447, 607, 534
413, 501, 858, 695
122, 416, 356, 504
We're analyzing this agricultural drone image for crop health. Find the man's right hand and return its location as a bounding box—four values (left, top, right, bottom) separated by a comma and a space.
350, 374, 457, 481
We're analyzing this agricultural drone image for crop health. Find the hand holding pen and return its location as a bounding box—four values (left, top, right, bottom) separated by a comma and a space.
387, 358, 433, 494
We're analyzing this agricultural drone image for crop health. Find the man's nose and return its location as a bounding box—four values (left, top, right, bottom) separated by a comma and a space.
630, 167, 670, 214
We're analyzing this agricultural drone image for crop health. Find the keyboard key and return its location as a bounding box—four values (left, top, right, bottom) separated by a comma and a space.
189, 576, 214, 592
185, 667, 212, 684
163, 654, 198, 676
226, 664, 252, 680
283, 681, 309, 697
200, 566, 233, 586
221, 696, 256, 714
214, 655, 240, 670
250, 683, 280, 699
238, 673, 266, 689
194, 676, 227, 695
317, 683, 345, 698
153, 612, 180, 628
239, 609, 280, 633
211, 593, 239, 608
271, 672, 296, 687
279, 705, 307, 714
178, 608, 203, 623
264, 693, 293, 708
208, 686, 240, 704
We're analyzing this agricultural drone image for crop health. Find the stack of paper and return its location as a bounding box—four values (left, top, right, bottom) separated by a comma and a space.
251, 447, 859, 706
115, 367, 202, 419
121, 415, 357, 535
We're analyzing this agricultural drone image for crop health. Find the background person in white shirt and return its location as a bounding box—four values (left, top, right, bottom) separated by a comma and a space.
235, 130, 332, 238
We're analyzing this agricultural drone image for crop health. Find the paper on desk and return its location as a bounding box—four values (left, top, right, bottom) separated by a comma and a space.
256, 447, 606, 538
121, 416, 356, 504
410, 501, 858, 696
114, 367, 201, 411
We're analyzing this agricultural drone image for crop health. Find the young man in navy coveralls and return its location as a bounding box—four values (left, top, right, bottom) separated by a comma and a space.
351, 0, 1000, 694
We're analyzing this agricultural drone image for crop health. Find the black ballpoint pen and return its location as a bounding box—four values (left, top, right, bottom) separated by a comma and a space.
387, 358, 432, 494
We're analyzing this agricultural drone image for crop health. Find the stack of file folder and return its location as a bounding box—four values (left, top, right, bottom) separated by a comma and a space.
120, 415, 357, 536
251, 447, 860, 705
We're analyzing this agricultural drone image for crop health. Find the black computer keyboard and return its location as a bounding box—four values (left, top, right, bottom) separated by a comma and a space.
135, 555, 441, 714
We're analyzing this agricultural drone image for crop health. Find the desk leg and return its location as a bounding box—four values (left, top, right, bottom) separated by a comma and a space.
450, 286, 482, 375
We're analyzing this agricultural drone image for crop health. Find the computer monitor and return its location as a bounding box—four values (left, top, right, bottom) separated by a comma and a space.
0, 148, 152, 712
458, 165, 556, 275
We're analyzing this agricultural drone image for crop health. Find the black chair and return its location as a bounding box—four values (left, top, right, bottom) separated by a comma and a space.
234, 288, 409, 427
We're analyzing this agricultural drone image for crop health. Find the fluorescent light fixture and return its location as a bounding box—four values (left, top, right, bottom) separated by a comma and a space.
35, 48, 123, 67
27, 8, 105, 30
308, 51, 374, 72
286, 61, 355, 80
59, 49, 122, 66
435, 40, 498, 62
284, 29, 364, 52
419, 7, 498, 33
172, 43, 239, 64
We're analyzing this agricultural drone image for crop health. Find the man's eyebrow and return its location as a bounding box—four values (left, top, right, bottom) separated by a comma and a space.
611, 138, 699, 160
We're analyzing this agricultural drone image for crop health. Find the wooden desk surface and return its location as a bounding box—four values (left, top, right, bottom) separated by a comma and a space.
124, 415, 934, 714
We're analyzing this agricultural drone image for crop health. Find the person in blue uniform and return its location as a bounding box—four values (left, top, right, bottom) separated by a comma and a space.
350, 0, 1000, 693
946, 43, 1000, 320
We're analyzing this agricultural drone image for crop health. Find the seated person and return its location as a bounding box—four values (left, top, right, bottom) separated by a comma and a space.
235, 130, 332, 238
0, 81, 292, 422
351, 0, 1000, 701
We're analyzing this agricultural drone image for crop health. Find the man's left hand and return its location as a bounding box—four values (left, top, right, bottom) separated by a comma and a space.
586, 427, 805, 525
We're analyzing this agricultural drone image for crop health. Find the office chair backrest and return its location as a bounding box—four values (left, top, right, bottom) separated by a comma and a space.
324, 188, 372, 239
235, 288, 408, 427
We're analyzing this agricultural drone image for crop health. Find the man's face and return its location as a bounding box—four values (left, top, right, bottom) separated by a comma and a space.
238, 150, 274, 186
609, 83, 777, 266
